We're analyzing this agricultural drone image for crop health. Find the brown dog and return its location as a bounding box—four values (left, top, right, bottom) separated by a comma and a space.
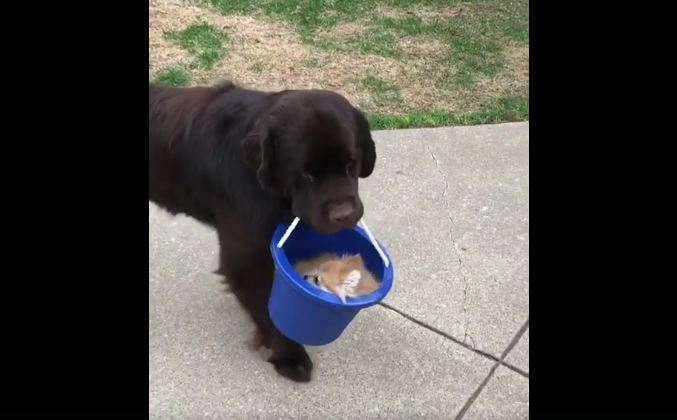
149, 81, 376, 382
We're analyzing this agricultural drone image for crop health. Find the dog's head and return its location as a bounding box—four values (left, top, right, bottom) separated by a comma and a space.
241, 90, 376, 234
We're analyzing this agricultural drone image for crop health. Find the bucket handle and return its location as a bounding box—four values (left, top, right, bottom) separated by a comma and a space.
276, 217, 390, 268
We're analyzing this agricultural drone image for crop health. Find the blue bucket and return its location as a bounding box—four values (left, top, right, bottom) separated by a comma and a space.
268, 219, 394, 346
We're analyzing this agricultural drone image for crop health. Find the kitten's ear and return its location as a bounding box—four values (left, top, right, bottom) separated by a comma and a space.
344, 254, 364, 268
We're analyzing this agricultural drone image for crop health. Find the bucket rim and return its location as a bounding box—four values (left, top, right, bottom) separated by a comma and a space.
269, 222, 394, 309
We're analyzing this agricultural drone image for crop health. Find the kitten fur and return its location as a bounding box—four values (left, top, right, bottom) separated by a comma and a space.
294, 253, 379, 303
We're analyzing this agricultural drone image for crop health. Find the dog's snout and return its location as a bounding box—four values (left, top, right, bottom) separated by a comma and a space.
327, 200, 355, 223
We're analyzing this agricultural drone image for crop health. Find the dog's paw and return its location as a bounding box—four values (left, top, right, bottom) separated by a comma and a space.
268, 349, 313, 382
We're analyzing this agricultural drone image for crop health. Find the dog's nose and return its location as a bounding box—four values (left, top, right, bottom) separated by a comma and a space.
327, 201, 355, 223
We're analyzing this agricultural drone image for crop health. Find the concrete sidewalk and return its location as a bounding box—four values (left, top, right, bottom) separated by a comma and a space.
149, 122, 529, 419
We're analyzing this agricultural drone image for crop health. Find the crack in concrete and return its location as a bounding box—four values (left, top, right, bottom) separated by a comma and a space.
454, 318, 530, 420
378, 302, 529, 378
426, 144, 475, 348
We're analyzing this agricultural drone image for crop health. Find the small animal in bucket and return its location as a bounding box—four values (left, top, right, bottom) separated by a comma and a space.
294, 253, 379, 303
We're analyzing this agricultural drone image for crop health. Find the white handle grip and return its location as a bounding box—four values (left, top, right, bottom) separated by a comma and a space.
276, 217, 390, 267
358, 219, 390, 267
276, 217, 300, 249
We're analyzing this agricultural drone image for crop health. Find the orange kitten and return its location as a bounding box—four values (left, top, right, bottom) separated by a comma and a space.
294, 253, 379, 303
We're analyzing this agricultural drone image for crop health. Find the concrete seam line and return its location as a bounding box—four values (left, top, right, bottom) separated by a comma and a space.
454, 318, 530, 420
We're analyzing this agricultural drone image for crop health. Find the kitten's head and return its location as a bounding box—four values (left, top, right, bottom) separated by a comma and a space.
311, 254, 364, 303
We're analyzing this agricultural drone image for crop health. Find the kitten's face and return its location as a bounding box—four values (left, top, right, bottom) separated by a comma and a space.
311, 255, 364, 303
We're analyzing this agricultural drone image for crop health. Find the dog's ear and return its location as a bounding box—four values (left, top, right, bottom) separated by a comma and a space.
241, 116, 277, 191
353, 107, 376, 178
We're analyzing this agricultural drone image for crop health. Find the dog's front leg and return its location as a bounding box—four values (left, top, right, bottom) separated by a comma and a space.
216, 222, 313, 382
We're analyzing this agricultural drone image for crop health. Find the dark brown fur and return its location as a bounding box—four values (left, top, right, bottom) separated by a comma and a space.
149, 81, 376, 382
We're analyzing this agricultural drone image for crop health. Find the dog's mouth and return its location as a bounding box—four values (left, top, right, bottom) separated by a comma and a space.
291, 214, 342, 235
307, 216, 361, 235
290, 195, 363, 234
314, 224, 346, 235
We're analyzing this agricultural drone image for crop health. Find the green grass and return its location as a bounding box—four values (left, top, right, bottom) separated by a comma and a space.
300, 57, 325, 68
208, 0, 376, 35
306, 33, 401, 57
205, 1, 527, 77
360, 74, 402, 107
378, 16, 425, 36
448, 37, 504, 85
367, 95, 528, 130
153, 67, 190, 87
375, 11, 513, 86
248, 62, 269, 73
164, 23, 230, 69
192, 0, 529, 127
350, 33, 400, 58
275, 1, 517, 87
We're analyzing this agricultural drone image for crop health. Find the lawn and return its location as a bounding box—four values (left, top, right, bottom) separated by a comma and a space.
149, 0, 528, 129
